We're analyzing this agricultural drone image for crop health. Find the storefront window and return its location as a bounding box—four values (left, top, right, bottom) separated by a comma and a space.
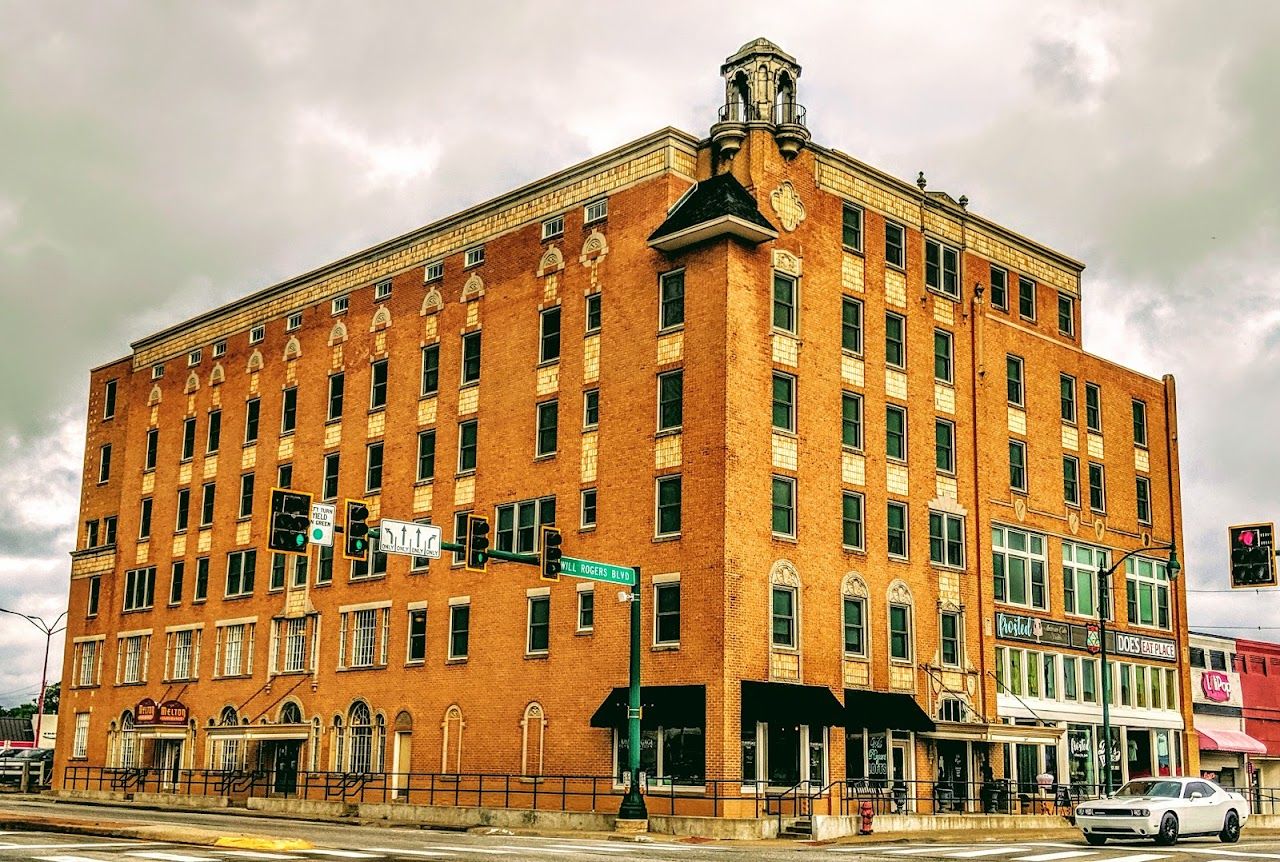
1155, 729, 1172, 777
617, 725, 704, 786
1068, 724, 1095, 791
767, 723, 800, 787
1128, 728, 1153, 779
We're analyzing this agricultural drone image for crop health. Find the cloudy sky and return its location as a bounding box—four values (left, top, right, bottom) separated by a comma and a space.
1, 1, 1276, 706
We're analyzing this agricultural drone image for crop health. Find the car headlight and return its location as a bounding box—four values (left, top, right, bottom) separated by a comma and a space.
1132, 809, 1149, 817
1078, 807, 1093, 816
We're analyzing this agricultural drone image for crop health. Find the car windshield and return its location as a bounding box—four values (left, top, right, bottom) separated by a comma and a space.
1116, 780, 1182, 798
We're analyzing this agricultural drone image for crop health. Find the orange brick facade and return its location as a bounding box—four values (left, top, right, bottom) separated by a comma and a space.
56, 41, 1194, 814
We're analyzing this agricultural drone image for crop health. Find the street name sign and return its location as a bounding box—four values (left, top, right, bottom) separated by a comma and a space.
561, 556, 636, 586
309, 503, 336, 547
378, 518, 442, 559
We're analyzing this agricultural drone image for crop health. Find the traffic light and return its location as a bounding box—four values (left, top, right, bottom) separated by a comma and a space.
1229, 523, 1277, 589
1096, 570, 1111, 621
540, 526, 562, 582
465, 514, 490, 573
344, 499, 371, 561
268, 488, 312, 554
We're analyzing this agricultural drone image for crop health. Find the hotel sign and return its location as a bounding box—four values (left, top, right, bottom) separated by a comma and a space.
996, 612, 1177, 663
136, 697, 189, 726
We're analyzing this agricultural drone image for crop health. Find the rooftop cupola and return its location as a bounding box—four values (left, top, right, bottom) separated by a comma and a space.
711, 38, 810, 162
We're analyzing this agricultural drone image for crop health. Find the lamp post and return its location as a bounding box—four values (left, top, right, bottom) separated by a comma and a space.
0, 607, 67, 748
617, 568, 648, 823
1096, 544, 1179, 795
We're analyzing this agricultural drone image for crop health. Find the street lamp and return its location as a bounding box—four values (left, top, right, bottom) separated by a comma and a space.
1096, 544, 1179, 795
0, 607, 67, 749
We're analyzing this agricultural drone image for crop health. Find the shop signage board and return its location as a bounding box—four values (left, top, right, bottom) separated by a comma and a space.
1202, 671, 1231, 702
995, 611, 1177, 663
136, 698, 189, 725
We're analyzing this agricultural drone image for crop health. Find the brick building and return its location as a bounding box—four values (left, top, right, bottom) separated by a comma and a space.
1233, 637, 1280, 792
56, 39, 1193, 816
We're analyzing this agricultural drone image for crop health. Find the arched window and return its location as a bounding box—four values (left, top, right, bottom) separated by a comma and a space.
841, 573, 870, 660
521, 703, 547, 777
217, 706, 241, 771
776, 71, 796, 123
731, 71, 751, 120
332, 714, 344, 772
118, 710, 137, 768
347, 701, 373, 774
887, 580, 915, 664
441, 705, 464, 774
280, 702, 303, 725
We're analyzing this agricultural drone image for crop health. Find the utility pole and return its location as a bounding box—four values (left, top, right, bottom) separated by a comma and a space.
617, 567, 648, 822
0, 608, 67, 748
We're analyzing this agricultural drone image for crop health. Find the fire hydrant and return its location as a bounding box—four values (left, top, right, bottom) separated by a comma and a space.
859, 799, 874, 834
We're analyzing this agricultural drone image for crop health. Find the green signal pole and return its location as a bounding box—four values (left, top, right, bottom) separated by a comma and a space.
618, 567, 648, 822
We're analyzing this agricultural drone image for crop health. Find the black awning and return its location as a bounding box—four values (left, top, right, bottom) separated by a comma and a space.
844, 689, 937, 733
589, 685, 705, 731
741, 680, 846, 729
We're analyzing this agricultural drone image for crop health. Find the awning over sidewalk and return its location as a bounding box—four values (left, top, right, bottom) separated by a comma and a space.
589, 685, 705, 730
844, 689, 936, 733
741, 681, 845, 728
1197, 725, 1268, 754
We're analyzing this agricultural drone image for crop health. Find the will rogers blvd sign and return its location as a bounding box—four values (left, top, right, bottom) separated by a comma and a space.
135, 697, 189, 726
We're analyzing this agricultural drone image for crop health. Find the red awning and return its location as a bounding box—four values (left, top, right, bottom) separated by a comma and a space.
1197, 725, 1268, 754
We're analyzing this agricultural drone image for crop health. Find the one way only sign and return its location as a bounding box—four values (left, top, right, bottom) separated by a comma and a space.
377, 518, 442, 559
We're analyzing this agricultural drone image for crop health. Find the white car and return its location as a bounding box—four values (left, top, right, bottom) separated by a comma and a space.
1075, 777, 1249, 846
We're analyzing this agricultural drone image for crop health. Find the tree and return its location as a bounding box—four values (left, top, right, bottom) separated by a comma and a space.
0, 682, 59, 718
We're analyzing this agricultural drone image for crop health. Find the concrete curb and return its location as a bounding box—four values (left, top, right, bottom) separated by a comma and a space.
0, 812, 317, 851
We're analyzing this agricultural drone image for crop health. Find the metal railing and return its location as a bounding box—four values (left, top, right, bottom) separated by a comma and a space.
715, 100, 807, 127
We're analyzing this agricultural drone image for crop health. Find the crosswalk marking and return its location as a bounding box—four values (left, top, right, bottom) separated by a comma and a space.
946, 850, 1033, 858
212, 852, 299, 860
0, 843, 162, 851
1180, 853, 1280, 861
364, 851, 453, 858
125, 853, 217, 862
1104, 855, 1169, 862
404, 849, 511, 857
1013, 853, 1097, 862
884, 849, 965, 855
32, 856, 112, 862
295, 853, 385, 860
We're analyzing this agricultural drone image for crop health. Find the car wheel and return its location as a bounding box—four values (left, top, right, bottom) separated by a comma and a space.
1220, 810, 1241, 844
1155, 812, 1179, 846
1085, 834, 1107, 846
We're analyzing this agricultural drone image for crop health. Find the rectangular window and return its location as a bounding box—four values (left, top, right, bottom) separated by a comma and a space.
98, 444, 112, 483
123, 567, 156, 612
121, 634, 147, 684
540, 306, 562, 363
322, 452, 340, 500
325, 373, 344, 421
771, 372, 796, 432
291, 554, 307, 588
925, 239, 959, 299
583, 388, 599, 430
1088, 462, 1106, 513
1006, 355, 1024, 406
283, 617, 307, 672
85, 520, 99, 549
287, 311, 302, 332
494, 497, 556, 554
886, 405, 907, 461
1081, 658, 1098, 703
843, 597, 865, 656
250, 324, 265, 344
207, 410, 221, 453
1085, 382, 1102, 432
103, 379, 117, 420
169, 629, 195, 680
181, 417, 196, 461
77, 640, 99, 686
771, 586, 796, 648
887, 501, 908, 559
1063, 542, 1105, 618
885, 221, 905, 269
452, 511, 470, 566
536, 401, 558, 457
145, 428, 158, 471
584, 198, 608, 223
1063, 455, 1081, 506
175, 488, 190, 532
935, 419, 955, 474
464, 246, 485, 267
889, 604, 911, 661
461, 331, 481, 384
659, 270, 684, 330
585, 293, 602, 334
374, 279, 392, 301
655, 582, 680, 644
541, 214, 564, 240
841, 297, 863, 354
841, 202, 863, 250
657, 369, 683, 432
193, 558, 208, 602
238, 473, 254, 518
1060, 374, 1077, 423
244, 398, 260, 444
226, 550, 256, 597
138, 498, 153, 539
369, 358, 388, 410
152, 363, 165, 380
1126, 556, 1171, 630
929, 511, 964, 568
73, 714, 90, 757
448, 603, 470, 659
841, 491, 864, 551
581, 488, 597, 529
424, 260, 443, 283
1058, 293, 1075, 336
219, 623, 251, 677
527, 595, 550, 654
332, 295, 349, 315
407, 609, 427, 663
940, 612, 961, 667
933, 330, 953, 383
772, 272, 797, 333
105, 517, 117, 545
989, 265, 1008, 310
350, 533, 388, 580
280, 387, 297, 434
348, 608, 380, 667
841, 392, 863, 450
188, 348, 202, 367
1018, 276, 1036, 319
416, 430, 436, 482
992, 525, 1048, 610
317, 545, 333, 585
457, 420, 478, 473
885, 312, 905, 368
577, 589, 594, 632
1009, 440, 1028, 492
366, 442, 383, 492
1136, 476, 1152, 525
213, 339, 227, 357
656, 475, 681, 537
771, 476, 796, 538
1132, 399, 1148, 447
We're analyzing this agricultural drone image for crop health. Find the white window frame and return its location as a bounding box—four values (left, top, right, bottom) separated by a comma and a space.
286, 311, 303, 331
541, 214, 564, 240
924, 238, 960, 299
928, 510, 965, 569
213, 339, 227, 358
188, 348, 202, 367
249, 325, 265, 344
1126, 556, 1172, 631
151, 363, 165, 380
1063, 542, 1107, 619
424, 260, 444, 282
576, 584, 594, 633
464, 245, 485, 268
653, 575, 681, 647
584, 198, 608, 224
448, 599, 471, 660
526, 591, 551, 656
374, 279, 392, 301
992, 525, 1048, 611
331, 295, 349, 315
72, 713, 90, 758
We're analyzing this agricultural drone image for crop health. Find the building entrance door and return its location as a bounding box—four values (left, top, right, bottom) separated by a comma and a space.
270, 741, 301, 795
891, 739, 912, 811
936, 740, 968, 811
154, 739, 183, 790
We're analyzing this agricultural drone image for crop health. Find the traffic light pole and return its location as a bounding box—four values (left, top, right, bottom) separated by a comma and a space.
618, 567, 647, 822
